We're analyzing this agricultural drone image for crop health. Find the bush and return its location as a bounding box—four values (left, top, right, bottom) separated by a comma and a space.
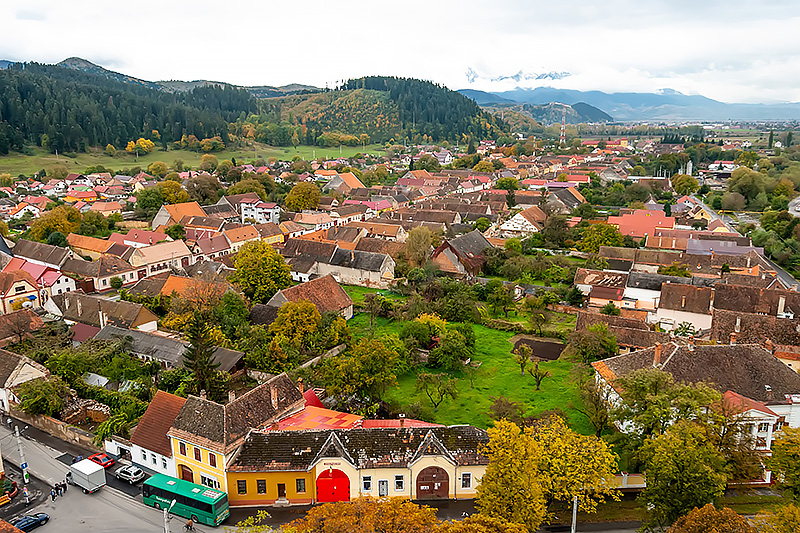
109, 276, 123, 290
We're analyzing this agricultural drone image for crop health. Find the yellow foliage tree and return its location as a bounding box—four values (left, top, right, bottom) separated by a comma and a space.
158, 180, 190, 204
29, 205, 82, 242
286, 497, 439, 533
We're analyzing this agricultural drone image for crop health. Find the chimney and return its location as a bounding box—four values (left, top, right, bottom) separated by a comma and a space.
77, 297, 82, 316
730, 332, 737, 345
681, 295, 686, 308
747, 256, 752, 268
270, 386, 278, 409
688, 335, 695, 351
399, 413, 406, 428
778, 295, 786, 316
735, 316, 741, 333
653, 343, 662, 367
298, 377, 304, 394
200, 389, 207, 400
228, 390, 236, 403
765, 385, 773, 401
765, 339, 774, 353
762, 272, 766, 280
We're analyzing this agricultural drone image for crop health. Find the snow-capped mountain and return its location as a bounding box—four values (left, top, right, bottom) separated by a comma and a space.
464, 67, 570, 90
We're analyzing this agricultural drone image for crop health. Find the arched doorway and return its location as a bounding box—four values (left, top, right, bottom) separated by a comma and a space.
416, 466, 449, 499
179, 464, 194, 483
316, 469, 349, 503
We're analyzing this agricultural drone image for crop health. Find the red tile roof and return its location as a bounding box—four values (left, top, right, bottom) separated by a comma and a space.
271, 405, 362, 430
130, 390, 187, 457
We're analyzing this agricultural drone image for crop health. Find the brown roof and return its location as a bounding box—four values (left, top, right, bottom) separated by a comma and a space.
62, 256, 136, 279
589, 286, 624, 301
51, 292, 158, 329
714, 284, 800, 316
129, 390, 186, 457
67, 233, 113, 254
354, 238, 405, 258
0, 310, 45, 341
223, 225, 260, 244
658, 283, 713, 314
267, 274, 352, 315
281, 239, 337, 262
0, 270, 37, 295
718, 272, 780, 289
12, 239, 70, 266
254, 223, 283, 239
169, 373, 304, 453
711, 309, 800, 345
596, 342, 800, 403
576, 311, 649, 331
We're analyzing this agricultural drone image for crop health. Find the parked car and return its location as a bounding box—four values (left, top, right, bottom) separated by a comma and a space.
87, 453, 115, 469
10, 512, 49, 531
115, 465, 146, 484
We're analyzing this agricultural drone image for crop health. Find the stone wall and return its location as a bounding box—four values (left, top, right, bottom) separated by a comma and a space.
10, 406, 99, 451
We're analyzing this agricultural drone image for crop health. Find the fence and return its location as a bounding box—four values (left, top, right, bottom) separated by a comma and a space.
10, 406, 98, 451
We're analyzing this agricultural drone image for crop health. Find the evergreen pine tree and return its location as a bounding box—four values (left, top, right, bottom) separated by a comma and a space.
183, 312, 220, 395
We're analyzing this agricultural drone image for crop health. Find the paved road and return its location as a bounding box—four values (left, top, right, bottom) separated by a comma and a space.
790, 195, 800, 217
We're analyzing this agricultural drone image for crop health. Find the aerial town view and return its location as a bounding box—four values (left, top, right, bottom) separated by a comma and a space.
1, 1, 800, 532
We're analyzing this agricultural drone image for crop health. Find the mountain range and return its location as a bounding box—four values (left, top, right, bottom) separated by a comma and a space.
458, 86, 800, 121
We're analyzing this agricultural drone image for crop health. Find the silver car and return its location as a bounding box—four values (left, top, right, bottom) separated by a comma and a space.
114, 465, 146, 484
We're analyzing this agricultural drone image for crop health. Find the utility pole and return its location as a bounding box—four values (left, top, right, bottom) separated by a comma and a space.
15, 425, 29, 484
571, 495, 578, 533
163, 499, 176, 533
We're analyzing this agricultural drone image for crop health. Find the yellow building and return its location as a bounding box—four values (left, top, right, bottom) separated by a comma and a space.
167, 374, 305, 492
226, 426, 488, 507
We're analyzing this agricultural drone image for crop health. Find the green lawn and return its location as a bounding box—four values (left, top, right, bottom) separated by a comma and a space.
342, 285, 408, 306
349, 313, 592, 434
0, 143, 388, 176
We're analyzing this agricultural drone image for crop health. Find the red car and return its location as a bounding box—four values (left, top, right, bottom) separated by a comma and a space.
87, 453, 115, 469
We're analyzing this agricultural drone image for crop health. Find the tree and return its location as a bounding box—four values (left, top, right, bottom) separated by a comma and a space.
199, 153, 219, 172
105, 144, 116, 157
565, 286, 585, 307
186, 173, 222, 204
496, 177, 519, 191
269, 301, 321, 351
165, 224, 185, 241
754, 503, 800, 533
436, 515, 527, 533
474, 217, 492, 232
135, 187, 165, 219
473, 161, 494, 173
720, 192, 746, 211
429, 330, 472, 372
321, 336, 402, 402
230, 240, 292, 303
767, 427, 800, 499
476, 419, 548, 532
29, 205, 82, 242
571, 368, 612, 438
668, 504, 756, 533
110, 276, 123, 290
600, 302, 621, 316
671, 174, 700, 195
17, 377, 70, 416
565, 323, 618, 364
577, 223, 624, 253
528, 359, 551, 391
415, 372, 457, 412
148, 161, 168, 178
227, 179, 267, 201
4, 310, 37, 344
658, 261, 692, 277
46, 231, 68, 247
512, 344, 532, 376
769, 129, 775, 149
639, 421, 729, 528
405, 226, 434, 267
416, 155, 441, 172
158, 180, 189, 204
287, 497, 439, 533
182, 313, 220, 395
285, 182, 321, 211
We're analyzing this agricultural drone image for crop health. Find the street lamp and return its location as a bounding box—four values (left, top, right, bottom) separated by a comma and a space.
163, 499, 176, 533
14, 424, 30, 484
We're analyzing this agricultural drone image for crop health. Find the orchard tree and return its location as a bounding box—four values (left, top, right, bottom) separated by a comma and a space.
512, 344, 532, 376
285, 182, 321, 211
404, 226, 434, 267
415, 372, 457, 412
565, 323, 618, 364
230, 240, 292, 303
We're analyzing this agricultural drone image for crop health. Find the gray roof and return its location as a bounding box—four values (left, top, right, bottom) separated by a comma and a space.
686, 240, 764, 257
626, 272, 692, 291
95, 325, 188, 366
212, 347, 244, 373
13, 239, 70, 266
449, 230, 493, 258
328, 248, 389, 272
52, 292, 156, 329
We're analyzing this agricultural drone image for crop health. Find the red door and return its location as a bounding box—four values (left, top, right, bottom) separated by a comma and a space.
179, 464, 194, 483
416, 467, 449, 499
316, 469, 349, 503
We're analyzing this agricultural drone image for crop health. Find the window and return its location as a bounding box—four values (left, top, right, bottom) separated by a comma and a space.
394, 475, 404, 492
209, 453, 217, 468
201, 476, 220, 489
151, 453, 157, 465
759, 423, 771, 433
103, 279, 108, 286
194, 447, 202, 462
161, 458, 167, 469
776, 421, 785, 431
15, 285, 25, 293
257, 479, 266, 494
296, 478, 306, 493
462, 473, 472, 489
141, 450, 147, 461
237, 480, 247, 495
362, 476, 372, 492
179, 442, 186, 456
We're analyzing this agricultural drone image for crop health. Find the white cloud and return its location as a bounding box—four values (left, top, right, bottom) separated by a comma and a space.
1, 0, 800, 103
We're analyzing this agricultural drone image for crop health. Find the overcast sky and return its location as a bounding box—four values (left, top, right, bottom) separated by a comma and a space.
4, 0, 800, 103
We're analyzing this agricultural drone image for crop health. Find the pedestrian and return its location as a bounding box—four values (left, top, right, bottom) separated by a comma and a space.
50, 489, 56, 502
62, 480, 68, 492
57, 483, 63, 497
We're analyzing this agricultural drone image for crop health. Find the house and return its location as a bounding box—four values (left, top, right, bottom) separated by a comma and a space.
0, 348, 49, 413
226, 425, 488, 506
89, 201, 123, 216
129, 390, 187, 477
623, 272, 692, 310
2, 257, 76, 302
127, 240, 194, 278
280, 221, 312, 239
265, 275, 354, 320
61, 256, 138, 292
223, 226, 261, 254
498, 206, 545, 237
108, 229, 172, 249
240, 199, 280, 225
314, 248, 395, 289
46, 292, 159, 332
254, 223, 284, 245
12, 240, 72, 269
710, 309, 800, 348
574, 269, 628, 297
127, 274, 228, 300
67, 234, 114, 260
575, 311, 669, 354
654, 284, 714, 332
64, 190, 98, 203
593, 341, 800, 451
294, 212, 336, 232
168, 374, 305, 491
94, 325, 188, 367
607, 210, 675, 239
192, 235, 232, 262
346, 221, 406, 242
216, 193, 265, 215
431, 230, 494, 278
202, 203, 240, 222
0, 270, 39, 314
8, 202, 41, 220
324, 172, 365, 196
151, 202, 206, 231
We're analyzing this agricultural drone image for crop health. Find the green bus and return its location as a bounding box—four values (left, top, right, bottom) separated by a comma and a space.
142, 474, 229, 527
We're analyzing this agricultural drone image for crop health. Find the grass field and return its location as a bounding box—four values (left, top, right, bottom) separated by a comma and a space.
0, 143, 388, 176
349, 313, 591, 434
342, 285, 407, 306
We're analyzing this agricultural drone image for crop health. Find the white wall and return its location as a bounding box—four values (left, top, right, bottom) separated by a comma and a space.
655, 308, 712, 332
132, 444, 177, 478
